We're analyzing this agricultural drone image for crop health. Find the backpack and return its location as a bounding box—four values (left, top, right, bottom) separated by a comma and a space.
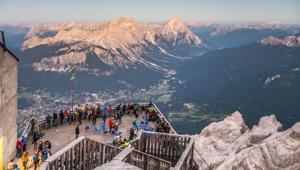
33, 154, 39, 162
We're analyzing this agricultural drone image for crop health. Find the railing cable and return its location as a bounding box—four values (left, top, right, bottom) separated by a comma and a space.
194, 146, 211, 170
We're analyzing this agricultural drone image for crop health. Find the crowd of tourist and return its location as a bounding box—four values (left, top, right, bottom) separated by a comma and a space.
9, 102, 171, 170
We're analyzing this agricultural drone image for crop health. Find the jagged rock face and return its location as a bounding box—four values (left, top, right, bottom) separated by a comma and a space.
194, 112, 300, 170
194, 111, 250, 169
249, 115, 282, 144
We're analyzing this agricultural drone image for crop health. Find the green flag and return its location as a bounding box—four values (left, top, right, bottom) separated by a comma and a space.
71, 72, 76, 81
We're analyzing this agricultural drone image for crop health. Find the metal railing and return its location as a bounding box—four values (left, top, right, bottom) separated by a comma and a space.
194, 147, 211, 170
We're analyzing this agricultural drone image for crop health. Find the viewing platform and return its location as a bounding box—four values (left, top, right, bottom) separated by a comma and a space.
17, 103, 204, 170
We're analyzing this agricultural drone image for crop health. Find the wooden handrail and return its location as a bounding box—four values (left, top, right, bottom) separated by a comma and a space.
171, 136, 196, 170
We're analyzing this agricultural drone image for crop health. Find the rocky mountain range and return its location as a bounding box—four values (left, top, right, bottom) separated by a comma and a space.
260, 35, 300, 47
21, 17, 207, 74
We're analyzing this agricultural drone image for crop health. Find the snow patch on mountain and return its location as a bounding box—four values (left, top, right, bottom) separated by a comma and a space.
264, 74, 281, 87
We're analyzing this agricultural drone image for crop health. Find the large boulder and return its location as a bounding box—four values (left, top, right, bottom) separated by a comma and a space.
194, 112, 300, 170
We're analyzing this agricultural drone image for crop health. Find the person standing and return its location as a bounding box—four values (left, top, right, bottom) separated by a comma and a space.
75, 124, 80, 138
33, 150, 40, 170
38, 141, 43, 155
59, 110, 64, 125
53, 112, 58, 126
21, 136, 27, 151
46, 114, 52, 129
64, 109, 68, 123
92, 111, 97, 125
108, 119, 114, 133
45, 140, 52, 156
102, 112, 107, 124
30, 119, 36, 136
78, 109, 82, 125
21, 151, 29, 170
42, 144, 49, 161
16, 140, 23, 158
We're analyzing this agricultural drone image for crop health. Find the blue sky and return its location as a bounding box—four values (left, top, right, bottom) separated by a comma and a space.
0, 0, 299, 24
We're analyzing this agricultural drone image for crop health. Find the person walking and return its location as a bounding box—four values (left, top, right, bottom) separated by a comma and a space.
75, 124, 80, 138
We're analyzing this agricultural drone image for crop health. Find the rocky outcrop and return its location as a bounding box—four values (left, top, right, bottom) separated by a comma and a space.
194, 112, 300, 170
260, 35, 300, 47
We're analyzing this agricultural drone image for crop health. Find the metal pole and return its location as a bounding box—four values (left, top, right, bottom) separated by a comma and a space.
72, 77, 75, 112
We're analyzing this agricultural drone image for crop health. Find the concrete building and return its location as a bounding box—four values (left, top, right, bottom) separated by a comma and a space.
0, 31, 18, 168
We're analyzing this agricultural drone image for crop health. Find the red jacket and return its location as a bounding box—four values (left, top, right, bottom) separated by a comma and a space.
108, 119, 113, 127
16, 140, 24, 149
64, 110, 68, 118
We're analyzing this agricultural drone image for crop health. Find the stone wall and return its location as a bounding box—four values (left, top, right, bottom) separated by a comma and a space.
0, 46, 18, 166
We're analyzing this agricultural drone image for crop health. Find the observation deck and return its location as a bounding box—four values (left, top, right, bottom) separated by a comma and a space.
17, 103, 204, 170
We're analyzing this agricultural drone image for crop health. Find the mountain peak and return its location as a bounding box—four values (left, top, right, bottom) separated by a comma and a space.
161, 16, 204, 47
109, 17, 137, 28
163, 16, 189, 33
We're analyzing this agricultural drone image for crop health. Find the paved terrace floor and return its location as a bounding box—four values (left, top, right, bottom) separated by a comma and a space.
16, 114, 156, 170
